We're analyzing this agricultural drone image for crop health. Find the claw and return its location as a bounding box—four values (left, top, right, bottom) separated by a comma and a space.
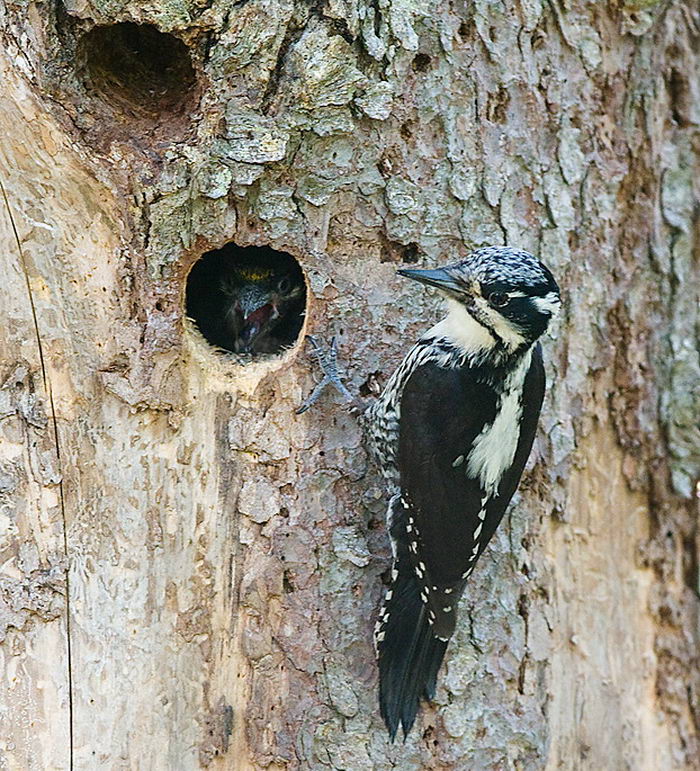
296, 335, 364, 415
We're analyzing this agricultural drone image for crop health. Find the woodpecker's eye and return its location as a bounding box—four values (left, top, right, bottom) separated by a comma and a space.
277, 276, 292, 294
488, 292, 509, 308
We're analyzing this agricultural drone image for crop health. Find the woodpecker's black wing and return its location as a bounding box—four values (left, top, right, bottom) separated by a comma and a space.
400, 345, 545, 599
377, 345, 545, 738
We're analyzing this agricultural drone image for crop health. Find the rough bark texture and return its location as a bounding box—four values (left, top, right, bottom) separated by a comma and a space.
1, 0, 699, 769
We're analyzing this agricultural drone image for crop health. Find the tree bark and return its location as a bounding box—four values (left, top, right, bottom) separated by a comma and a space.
1, 1, 698, 769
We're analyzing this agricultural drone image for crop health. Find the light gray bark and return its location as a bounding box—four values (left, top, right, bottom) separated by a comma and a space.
0, 0, 698, 769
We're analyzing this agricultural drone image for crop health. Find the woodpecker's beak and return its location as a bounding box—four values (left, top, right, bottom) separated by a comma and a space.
397, 267, 463, 294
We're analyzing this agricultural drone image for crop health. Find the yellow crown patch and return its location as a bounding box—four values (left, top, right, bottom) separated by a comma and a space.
236, 267, 274, 282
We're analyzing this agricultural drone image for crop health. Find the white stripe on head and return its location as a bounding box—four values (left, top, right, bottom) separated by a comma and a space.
531, 291, 561, 317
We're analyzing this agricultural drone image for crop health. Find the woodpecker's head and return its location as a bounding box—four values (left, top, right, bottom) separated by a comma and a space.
398, 246, 560, 350
220, 261, 305, 353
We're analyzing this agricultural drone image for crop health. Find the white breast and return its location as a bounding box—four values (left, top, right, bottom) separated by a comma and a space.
466, 350, 532, 496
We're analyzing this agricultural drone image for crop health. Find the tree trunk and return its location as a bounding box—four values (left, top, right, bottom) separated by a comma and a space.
1, 1, 698, 769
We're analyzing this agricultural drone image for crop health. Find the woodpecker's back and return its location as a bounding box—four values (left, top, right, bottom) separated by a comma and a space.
370, 246, 561, 740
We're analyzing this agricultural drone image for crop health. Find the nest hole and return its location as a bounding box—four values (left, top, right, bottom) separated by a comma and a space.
186, 244, 307, 357
79, 22, 196, 121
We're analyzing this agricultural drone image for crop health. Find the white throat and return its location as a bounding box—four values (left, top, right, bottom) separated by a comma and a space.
427, 299, 497, 354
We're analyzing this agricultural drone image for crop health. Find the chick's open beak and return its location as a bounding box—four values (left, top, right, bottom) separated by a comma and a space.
238, 306, 270, 348
235, 287, 275, 352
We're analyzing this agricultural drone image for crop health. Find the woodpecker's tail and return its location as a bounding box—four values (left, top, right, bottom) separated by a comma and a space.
375, 559, 449, 740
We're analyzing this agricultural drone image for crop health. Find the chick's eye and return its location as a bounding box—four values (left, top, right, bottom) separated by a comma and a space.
488, 292, 509, 308
277, 277, 291, 293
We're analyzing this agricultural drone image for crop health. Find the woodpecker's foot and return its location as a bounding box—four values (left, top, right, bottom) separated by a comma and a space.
296, 335, 364, 415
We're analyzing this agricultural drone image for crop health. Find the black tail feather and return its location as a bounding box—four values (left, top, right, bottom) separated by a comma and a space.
376, 560, 449, 740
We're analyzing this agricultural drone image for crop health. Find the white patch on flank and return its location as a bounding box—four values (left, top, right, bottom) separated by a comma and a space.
466, 350, 532, 496
428, 299, 497, 353
531, 291, 561, 317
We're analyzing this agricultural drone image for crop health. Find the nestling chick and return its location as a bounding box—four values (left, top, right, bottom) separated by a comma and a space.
186, 246, 306, 356
220, 260, 305, 354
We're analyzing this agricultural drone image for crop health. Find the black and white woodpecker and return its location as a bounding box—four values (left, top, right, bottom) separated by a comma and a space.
299, 245, 561, 740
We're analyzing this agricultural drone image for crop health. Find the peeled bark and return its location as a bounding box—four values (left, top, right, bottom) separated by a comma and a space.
0, 0, 698, 768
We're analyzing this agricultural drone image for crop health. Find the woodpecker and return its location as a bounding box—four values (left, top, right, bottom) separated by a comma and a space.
219, 258, 305, 354
187, 251, 306, 354
298, 245, 561, 740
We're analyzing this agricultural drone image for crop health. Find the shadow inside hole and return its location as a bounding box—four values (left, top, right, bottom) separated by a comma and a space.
186, 245, 307, 357
79, 22, 196, 119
